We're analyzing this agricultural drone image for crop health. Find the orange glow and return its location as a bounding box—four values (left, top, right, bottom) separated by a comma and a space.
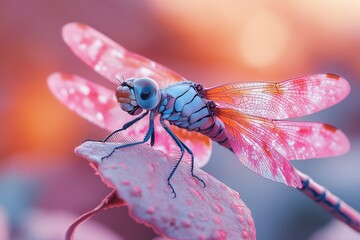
239, 8, 290, 68
288, 1, 360, 32
2, 72, 87, 163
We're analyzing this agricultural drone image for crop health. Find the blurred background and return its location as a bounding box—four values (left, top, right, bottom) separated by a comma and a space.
0, 0, 359, 239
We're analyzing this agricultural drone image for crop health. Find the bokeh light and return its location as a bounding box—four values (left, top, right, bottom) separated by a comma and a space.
239, 8, 290, 68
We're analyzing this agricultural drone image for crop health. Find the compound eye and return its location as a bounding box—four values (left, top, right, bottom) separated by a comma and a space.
133, 78, 161, 109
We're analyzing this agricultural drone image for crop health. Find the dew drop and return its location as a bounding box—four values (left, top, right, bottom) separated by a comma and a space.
230, 203, 244, 215
146, 206, 155, 214
130, 186, 142, 197
181, 220, 191, 228
118, 162, 128, 169
147, 162, 156, 172
212, 203, 223, 214
212, 215, 221, 225
250, 226, 255, 236
242, 230, 249, 239
211, 229, 227, 240
247, 217, 254, 226
190, 188, 205, 201
197, 234, 206, 240
121, 180, 130, 185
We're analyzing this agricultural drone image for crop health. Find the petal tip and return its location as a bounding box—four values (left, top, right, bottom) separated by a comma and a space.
75, 141, 105, 164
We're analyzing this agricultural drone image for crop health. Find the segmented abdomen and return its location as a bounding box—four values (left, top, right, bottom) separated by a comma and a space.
297, 170, 360, 231
160, 81, 231, 148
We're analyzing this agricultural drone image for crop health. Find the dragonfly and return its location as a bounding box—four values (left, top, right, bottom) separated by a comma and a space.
48, 23, 360, 232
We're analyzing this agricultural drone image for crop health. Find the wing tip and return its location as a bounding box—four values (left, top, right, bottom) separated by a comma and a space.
334, 129, 351, 156
47, 72, 82, 99
321, 123, 351, 156
47, 72, 74, 84
62, 22, 90, 46
325, 73, 351, 96
47, 72, 62, 90
47, 72, 71, 101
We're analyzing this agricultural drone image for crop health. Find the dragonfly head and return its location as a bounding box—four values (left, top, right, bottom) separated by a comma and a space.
116, 77, 161, 115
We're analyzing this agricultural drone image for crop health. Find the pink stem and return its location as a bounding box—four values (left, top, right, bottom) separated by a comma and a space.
296, 169, 360, 232
65, 190, 125, 240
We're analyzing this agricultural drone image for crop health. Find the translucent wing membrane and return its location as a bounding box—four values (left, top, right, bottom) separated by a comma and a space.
48, 72, 125, 130
47, 73, 211, 167
217, 108, 301, 187
62, 23, 185, 87
205, 74, 350, 119
216, 108, 350, 187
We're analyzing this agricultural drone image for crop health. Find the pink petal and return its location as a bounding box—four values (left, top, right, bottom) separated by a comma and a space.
75, 141, 256, 240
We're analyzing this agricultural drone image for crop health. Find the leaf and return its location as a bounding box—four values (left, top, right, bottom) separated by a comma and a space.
75, 141, 256, 240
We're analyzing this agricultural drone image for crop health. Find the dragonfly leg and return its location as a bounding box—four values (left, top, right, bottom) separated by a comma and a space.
150, 126, 155, 147
103, 110, 149, 142
181, 142, 206, 188
160, 119, 205, 198
101, 115, 154, 161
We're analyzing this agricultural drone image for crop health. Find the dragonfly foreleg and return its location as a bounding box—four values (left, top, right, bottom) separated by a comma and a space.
160, 119, 205, 198
103, 110, 149, 142
101, 115, 154, 161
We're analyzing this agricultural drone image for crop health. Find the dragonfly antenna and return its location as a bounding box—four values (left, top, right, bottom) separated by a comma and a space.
114, 74, 124, 85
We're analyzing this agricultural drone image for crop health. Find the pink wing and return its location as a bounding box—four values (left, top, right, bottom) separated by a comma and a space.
62, 23, 185, 87
54, 23, 212, 167
205, 74, 350, 119
48, 73, 211, 167
215, 108, 350, 187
